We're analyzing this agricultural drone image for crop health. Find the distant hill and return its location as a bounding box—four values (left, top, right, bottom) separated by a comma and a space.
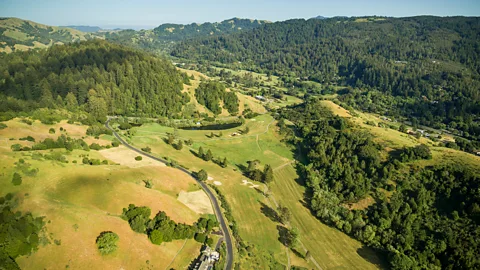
0, 17, 96, 53
312, 16, 328, 20
104, 17, 269, 53
62, 25, 102, 32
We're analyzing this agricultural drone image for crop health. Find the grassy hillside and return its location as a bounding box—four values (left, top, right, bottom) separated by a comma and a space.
0, 18, 97, 53
0, 117, 206, 269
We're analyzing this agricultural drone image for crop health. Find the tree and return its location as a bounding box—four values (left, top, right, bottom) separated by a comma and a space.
96, 231, 119, 255
263, 164, 274, 183
244, 126, 250, 134
88, 91, 107, 122
12, 172, 22, 186
176, 140, 183, 150
194, 233, 207, 243
286, 227, 299, 248
167, 134, 175, 145
198, 146, 205, 158
278, 204, 291, 224
197, 169, 208, 181
221, 157, 228, 168
135, 156, 143, 161
399, 124, 407, 133
65, 92, 78, 110
204, 149, 213, 161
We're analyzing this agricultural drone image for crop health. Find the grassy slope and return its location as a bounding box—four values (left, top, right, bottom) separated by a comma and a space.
0, 17, 95, 53
0, 118, 202, 269
130, 113, 382, 269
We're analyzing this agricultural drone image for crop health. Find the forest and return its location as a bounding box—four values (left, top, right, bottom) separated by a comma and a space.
0, 40, 190, 121
277, 99, 480, 269
172, 16, 480, 142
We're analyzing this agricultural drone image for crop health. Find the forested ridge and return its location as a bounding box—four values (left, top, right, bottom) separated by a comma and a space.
0, 40, 190, 120
277, 99, 480, 269
172, 16, 480, 141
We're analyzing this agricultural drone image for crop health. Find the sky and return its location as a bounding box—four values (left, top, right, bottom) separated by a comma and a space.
0, 0, 479, 29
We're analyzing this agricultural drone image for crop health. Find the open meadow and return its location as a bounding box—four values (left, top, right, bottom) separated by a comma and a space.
0, 118, 206, 269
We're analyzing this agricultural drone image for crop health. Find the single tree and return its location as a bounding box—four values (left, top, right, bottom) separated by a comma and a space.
198, 146, 204, 158
263, 164, 274, 183
12, 172, 22, 186
278, 204, 291, 224
197, 169, 208, 181
221, 157, 228, 168
176, 140, 183, 150
96, 231, 119, 255
204, 149, 213, 161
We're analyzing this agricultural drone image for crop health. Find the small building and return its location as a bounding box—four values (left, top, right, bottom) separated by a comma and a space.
255, 95, 266, 102
193, 246, 220, 270
476, 152, 480, 156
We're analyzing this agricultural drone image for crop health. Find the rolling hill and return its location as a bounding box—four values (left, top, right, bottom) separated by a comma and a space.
0, 17, 97, 53
62, 25, 102, 32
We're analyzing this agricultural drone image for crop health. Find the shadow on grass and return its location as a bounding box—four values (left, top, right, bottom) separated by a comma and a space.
357, 246, 388, 269
260, 202, 280, 223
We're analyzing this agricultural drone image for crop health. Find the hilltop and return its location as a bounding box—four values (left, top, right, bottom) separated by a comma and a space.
62, 25, 102, 32
0, 17, 97, 53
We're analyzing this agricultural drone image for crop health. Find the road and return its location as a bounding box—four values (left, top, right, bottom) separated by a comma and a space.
105, 118, 234, 270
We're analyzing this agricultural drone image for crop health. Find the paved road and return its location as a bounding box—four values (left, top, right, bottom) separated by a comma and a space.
105, 118, 234, 270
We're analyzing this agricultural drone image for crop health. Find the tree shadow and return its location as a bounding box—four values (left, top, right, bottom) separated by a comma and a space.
277, 225, 289, 247
291, 247, 305, 259
357, 246, 388, 269
260, 202, 280, 223
189, 149, 200, 158
236, 163, 249, 175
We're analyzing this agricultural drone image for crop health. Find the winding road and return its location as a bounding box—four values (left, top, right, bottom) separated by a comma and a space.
105, 118, 234, 270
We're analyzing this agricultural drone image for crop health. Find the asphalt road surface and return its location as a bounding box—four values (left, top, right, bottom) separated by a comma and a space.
105, 118, 233, 270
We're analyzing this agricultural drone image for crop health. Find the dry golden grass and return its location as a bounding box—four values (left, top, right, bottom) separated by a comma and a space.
177, 190, 214, 214
99, 146, 166, 168
319, 100, 352, 117
0, 120, 203, 268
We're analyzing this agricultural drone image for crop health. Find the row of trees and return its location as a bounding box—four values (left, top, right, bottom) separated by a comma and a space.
121, 204, 217, 246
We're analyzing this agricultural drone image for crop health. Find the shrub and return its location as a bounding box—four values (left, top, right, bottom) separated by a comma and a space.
12, 172, 22, 186
19, 136, 35, 142
0, 123, 7, 130
96, 231, 119, 255
11, 144, 22, 152
135, 156, 143, 161
89, 143, 102, 150
49, 128, 56, 134
141, 146, 151, 153
111, 139, 120, 147
21, 119, 33, 125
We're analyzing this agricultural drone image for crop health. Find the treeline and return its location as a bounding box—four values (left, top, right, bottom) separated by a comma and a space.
277, 99, 480, 269
0, 40, 189, 121
195, 80, 239, 115
121, 204, 217, 246
172, 16, 480, 141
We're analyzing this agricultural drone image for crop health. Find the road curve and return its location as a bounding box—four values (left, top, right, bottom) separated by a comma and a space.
105, 118, 234, 270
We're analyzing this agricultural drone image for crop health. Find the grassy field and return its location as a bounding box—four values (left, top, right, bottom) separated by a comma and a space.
0, 118, 205, 269
129, 112, 384, 269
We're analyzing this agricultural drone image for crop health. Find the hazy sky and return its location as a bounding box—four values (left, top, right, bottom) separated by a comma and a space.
0, 0, 479, 29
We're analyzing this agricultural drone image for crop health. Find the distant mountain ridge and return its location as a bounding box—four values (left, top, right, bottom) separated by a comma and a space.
62, 25, 102, 32
0, 17, 96, 53
104, 17, 269, 53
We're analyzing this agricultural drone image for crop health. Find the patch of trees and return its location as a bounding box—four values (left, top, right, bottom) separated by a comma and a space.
121, 204, 217, 245
278, 99, 480, 269
195, 81, 239, 115
245, 160, 274, 183
82, 157, 109, 165
196, 147, 228, 168
0, 40, 188, 121
0, 195, 45, 269
397, 144, 432, 162
11, 135, 90, 152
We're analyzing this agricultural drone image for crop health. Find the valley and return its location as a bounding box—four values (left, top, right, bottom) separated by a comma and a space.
0, 8, 479, 270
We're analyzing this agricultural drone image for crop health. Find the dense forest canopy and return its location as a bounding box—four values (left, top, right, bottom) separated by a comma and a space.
172, 16, 480, 140
278, 99, 480, 269
0, 40, 189, 119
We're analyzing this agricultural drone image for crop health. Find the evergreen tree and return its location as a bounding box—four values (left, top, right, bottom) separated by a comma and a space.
263, 164, 274, 183
204, 149, 213, 161
198, 146, 204, 158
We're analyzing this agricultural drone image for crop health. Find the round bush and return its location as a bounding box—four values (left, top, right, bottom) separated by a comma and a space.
135, 156, 143, 161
